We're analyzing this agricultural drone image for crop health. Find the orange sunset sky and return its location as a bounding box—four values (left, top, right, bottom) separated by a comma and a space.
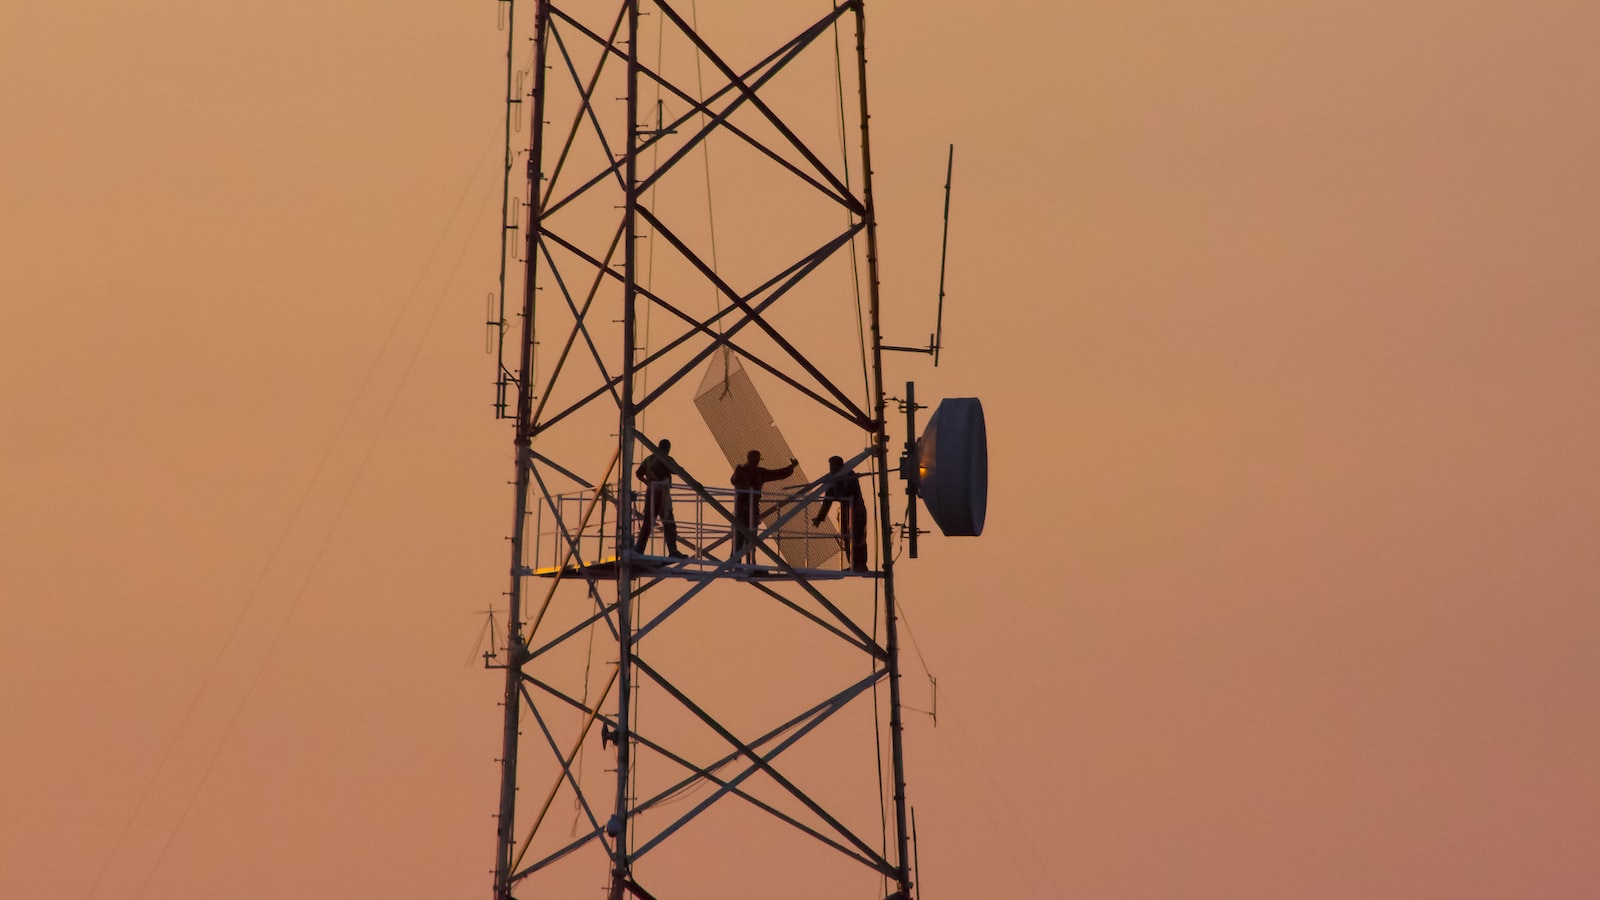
6, 2, 1600, 898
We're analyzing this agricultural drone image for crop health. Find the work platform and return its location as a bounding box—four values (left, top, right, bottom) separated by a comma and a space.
528, 554, 865, 582
527, 483, 870, 578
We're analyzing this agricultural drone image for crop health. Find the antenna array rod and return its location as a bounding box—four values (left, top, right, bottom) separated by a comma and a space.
933, 144, 953, 367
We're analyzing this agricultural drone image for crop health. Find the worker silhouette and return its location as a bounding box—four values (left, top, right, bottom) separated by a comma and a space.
812, 455, 869, 572
730, 449, 796, 564
633, 439, 685, 557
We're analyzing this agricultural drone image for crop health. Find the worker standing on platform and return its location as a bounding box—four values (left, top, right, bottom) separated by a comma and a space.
634, 439, 686, 557
731, 449, 796, 564
812, 455, 869, 572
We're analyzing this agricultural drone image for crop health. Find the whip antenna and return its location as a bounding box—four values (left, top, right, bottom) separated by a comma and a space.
882, 143, 957, 364
934, 143, 953, 367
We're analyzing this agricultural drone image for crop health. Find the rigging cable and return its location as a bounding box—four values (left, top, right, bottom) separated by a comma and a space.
889, 552, 1063, 897
106, 129, 504, 900
691, 0, 723, 330
832, 2, 872, 410
636, 10, 669, 425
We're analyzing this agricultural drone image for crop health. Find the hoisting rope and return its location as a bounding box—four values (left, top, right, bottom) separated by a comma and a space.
691, 0, 722, 329
831, 2, 873, 411
100, 128, 503, 900
637, 12, 669, 427
687, 0, 736, 395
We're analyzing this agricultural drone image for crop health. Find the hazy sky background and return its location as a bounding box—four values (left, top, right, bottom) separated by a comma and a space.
7, 1, 1600, 898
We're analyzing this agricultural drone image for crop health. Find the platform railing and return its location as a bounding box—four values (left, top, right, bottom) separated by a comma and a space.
531, 483, 853, 573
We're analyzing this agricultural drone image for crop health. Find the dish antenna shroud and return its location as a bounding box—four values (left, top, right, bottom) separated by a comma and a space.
898, 384, 988, 557
917, 397, 988, 537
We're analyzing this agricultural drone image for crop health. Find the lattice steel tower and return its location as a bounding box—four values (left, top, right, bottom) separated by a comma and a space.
485, 3, 925, 898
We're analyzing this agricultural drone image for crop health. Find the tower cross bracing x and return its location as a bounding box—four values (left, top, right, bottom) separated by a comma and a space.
486, 4, 916, 899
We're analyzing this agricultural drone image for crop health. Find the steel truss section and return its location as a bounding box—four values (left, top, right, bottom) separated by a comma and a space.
488, 3, 914, 899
